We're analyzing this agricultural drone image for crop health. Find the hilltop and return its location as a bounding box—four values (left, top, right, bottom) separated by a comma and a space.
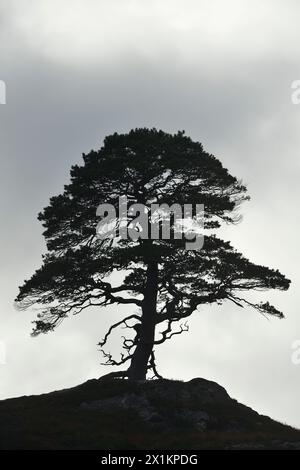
0, 377, 299, 450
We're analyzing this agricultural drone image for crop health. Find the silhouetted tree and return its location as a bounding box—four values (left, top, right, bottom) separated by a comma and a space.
16, 129, 290, 380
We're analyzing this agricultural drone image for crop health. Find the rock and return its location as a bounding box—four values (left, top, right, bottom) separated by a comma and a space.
1, 376, 300, 449
78, 378, 270, 435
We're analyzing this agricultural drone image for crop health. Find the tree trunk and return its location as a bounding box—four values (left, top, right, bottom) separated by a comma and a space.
127, 261, 158, 380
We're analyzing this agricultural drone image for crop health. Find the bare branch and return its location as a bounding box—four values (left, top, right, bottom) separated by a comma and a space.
98, 314, 141, 348
148, 350, 163, 379
100, 349, 133, 367
155, 320, 189, 345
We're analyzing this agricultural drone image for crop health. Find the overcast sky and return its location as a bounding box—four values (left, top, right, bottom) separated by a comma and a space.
1, 0, 300, 428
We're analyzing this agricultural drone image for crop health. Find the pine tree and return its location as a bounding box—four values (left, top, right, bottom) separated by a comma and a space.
16, 129, 290, 380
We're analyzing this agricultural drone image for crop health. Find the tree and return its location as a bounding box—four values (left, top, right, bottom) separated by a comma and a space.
16, 129, 290, 380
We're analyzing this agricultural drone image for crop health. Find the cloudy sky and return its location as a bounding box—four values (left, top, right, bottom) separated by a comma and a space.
1, 0, 300, 428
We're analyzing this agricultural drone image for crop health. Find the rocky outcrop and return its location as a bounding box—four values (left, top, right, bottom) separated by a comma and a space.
80, 378, 233, 432
0, 377, 299, 449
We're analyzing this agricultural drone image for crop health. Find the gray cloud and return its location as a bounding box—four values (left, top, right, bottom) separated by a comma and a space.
1, 0, 300, 428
